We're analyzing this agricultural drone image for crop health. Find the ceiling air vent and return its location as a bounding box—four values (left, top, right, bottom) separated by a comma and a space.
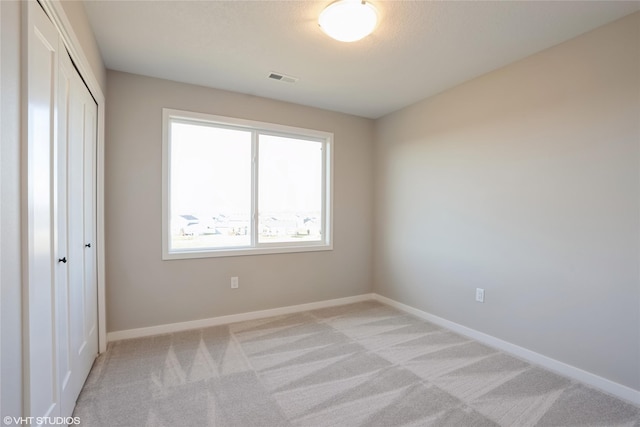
268, 72, 299, 84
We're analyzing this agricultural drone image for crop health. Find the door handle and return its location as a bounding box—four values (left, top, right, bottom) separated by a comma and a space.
58, 257, 67, 263
85, 243, 91, 248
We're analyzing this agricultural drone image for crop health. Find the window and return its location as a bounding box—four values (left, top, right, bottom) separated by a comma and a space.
162, 109, 333, 259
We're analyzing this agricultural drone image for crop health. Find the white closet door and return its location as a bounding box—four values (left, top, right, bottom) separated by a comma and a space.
82, 84, 99, 376
55, 41, 74, 419
56, 47, 99, 420
26, 0, 99, 420
25, 0, 61, 419
67, 62, 99, 402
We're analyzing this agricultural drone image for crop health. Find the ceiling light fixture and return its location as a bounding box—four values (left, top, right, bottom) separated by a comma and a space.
319, 0, 378, 43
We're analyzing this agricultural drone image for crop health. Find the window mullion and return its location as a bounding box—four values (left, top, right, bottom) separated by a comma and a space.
321, 142, 327, 243
251, 131, 259, 247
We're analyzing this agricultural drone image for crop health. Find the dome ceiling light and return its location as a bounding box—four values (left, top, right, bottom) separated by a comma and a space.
319, 0, 378, 43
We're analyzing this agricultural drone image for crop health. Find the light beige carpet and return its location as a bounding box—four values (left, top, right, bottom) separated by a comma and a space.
74, 301, 640, 426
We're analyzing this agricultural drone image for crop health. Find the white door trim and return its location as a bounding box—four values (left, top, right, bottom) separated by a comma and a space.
38, 0, 107, 353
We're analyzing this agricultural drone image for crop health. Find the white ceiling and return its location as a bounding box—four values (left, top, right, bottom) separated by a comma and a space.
84, 0, 639, 119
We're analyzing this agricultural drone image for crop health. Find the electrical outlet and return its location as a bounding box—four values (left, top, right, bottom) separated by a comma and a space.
231, 276, 239, 289
475, 288, 485, 303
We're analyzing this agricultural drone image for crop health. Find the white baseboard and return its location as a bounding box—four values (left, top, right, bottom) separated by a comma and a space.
372, 293, 640, 406
107, 293, 374, 342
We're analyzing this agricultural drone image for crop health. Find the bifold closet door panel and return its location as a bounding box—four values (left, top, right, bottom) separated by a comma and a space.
66, 60, 99, 402
56, 46, 99, 418
81, 84, 99, 386
55, 41, 74, 419
25, 0, 61, 418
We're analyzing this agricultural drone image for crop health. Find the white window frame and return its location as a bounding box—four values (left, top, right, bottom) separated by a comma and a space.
162, 108, 333, 259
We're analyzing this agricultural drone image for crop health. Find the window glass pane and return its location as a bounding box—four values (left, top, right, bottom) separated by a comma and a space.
170, 121, 251, 250
258, 134, 323, 243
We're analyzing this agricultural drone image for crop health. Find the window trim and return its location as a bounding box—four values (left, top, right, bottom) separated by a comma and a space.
162, 108, 333, 260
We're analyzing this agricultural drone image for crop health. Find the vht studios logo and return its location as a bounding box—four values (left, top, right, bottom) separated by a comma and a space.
3, 416, 81, 426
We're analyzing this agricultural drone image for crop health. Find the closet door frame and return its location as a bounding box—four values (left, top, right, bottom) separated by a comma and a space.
35, 0, 106, 354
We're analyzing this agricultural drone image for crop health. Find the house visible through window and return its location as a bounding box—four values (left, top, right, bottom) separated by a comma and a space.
162, 109, 333, 259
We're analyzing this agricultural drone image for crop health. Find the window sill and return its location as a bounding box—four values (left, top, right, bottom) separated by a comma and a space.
162, 243, 333, 260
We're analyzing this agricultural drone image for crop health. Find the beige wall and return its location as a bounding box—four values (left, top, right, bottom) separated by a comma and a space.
105, 71, 374, 332
374, 12, 640, 390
